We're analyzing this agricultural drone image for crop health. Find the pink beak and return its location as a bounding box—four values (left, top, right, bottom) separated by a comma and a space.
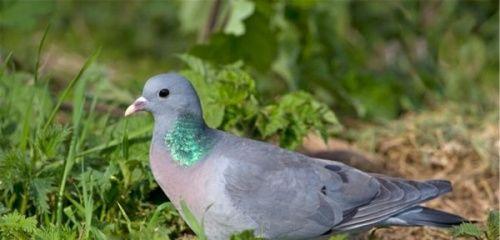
124, 97, 148, 116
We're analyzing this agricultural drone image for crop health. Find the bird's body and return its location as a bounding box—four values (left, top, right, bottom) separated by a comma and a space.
125, 73, 467, 240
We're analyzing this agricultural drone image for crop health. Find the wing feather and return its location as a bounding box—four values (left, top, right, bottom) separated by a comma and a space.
219, 133, 452, 237
222, 136, 378, 238
333, 176, 451, 231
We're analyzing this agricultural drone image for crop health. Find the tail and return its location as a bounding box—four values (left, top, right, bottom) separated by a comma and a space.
382, 206, 469, 228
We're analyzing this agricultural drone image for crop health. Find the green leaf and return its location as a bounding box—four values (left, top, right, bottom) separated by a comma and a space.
257, 91, 341, 149
35, 224, 76, 240
178, 54, 217, 78
179, 55, 340, 148
487, 211, 499, 240
0, 150, 29, 192
36, 125, 70, 159
230, 229, 263, 240
30, 177, 55, 213
224, 0, 255, 36
329, 234, 349, 240
179, 55, 258, 128
215, 68, 255, 104
0, 212, 38, 237
451, 222, 483, 239
205, 103, 226, 128
0, 203, 7, 215
256, 105, 288, 137
179, 56, 224, 128
190, 8, 277, 71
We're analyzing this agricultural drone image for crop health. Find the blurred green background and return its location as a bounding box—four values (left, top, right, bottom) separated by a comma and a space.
0, 1, 498, 239
2, 0, 497, 121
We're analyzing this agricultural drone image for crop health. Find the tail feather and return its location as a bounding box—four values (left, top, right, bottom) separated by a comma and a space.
333, 177, 459, 232
383, 206, 468, 228
425, 180, 452, 195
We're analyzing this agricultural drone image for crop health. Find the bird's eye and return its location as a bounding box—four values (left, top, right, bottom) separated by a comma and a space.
158, 89, 170, 98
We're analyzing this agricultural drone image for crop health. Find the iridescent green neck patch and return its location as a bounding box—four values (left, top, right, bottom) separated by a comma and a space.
164, 113, 215, 166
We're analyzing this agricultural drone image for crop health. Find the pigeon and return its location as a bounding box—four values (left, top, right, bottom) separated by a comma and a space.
124, 73, 468, 240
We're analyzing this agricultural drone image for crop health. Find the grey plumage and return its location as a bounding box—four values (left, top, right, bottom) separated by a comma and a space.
125, 73, 468, 240
382, 206, 467, 228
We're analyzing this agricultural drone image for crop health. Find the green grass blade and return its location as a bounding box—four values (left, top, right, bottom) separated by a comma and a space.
122, 119, 130, 160
0, 51, 13, 75
147, 202, 176, 229
55, 55, 93, 226
63, 206, 78, 226
77, 94, 99, 151
19, 98, 33, 154
81, 174, 94, 239
43, 48, 101, 131
17, 24, 52, 215
180, 200, 206, 240
34, 24, 51, 84
76, 123, 152, 157
19, 24, 50, 155
90, 226, 108, 240
117, 202, 132, 234
64, 194, 85, 215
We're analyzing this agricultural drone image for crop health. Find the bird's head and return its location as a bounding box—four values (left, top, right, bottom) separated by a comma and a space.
124, 73, 203, 121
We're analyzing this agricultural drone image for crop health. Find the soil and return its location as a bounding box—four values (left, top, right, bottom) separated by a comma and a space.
302, 107, 499, 240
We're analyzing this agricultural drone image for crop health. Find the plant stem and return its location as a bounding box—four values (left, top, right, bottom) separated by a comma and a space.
19, 188, 29, 214
198, 0, 222, 43
34, 24, 51, 85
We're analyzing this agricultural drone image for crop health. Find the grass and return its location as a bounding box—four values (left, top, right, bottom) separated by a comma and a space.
0, 47, 177, 238
54, 48, 100, 226
0, 41, 341, 239
0, 49, 498, 240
